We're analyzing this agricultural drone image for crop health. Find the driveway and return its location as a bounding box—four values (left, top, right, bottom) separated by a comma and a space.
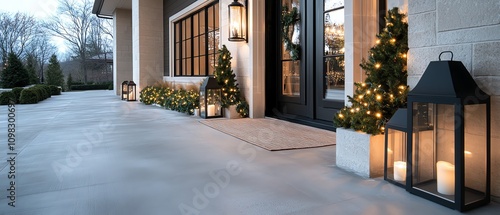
0, 90, 498, 214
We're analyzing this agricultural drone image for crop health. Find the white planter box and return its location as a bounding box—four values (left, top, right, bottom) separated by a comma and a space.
224, 105, 240, 119
336, 127, 385, 178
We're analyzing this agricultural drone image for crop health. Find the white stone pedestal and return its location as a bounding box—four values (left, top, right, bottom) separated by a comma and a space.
336, 128, 385, 178
224, 105, 240, 119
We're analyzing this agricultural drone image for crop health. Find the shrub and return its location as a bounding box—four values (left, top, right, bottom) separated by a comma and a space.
139, 85, 200, 115
32, 85, 51, 100
11, 87, 24, 103
19, 89, 39, 104
0, 91, 16, 105
139, 86, 156, 105
49, 85, 62, 95
71, 84, 110, 91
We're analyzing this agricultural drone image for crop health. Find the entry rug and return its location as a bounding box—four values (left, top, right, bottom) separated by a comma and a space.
199, 118, 336, 151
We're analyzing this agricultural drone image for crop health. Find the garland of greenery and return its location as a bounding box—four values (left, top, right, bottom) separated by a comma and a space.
140, 86, 199, 115
281, 5, 301, 61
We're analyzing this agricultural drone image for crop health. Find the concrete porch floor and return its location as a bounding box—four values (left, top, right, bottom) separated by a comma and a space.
0, 90, 498, 215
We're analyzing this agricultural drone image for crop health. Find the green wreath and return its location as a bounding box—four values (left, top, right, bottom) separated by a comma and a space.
281, 5, 301, 61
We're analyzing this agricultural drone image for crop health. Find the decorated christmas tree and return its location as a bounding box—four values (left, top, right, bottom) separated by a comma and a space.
333, 8, 408, 135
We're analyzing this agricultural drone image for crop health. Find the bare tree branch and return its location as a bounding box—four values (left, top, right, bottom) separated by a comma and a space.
0, 12, 39, 60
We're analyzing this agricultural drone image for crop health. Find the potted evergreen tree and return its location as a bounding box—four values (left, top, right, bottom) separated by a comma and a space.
333, 8, 409, 178
213, 45, 249, 118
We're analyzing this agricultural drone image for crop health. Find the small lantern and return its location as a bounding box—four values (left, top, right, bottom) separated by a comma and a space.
121, 81, 128, 100
127, 81, 136, 101
200, 77, 223, 118
228, 0, 247, 42
384, 108, 408, 187
407, 51, 490, 211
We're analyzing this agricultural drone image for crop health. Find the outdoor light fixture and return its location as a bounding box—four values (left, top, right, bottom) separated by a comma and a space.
200, 77, 223, 118
407, 51, 490, 211
228, 0, 247, 42
121, 81, 128, 100
127, 81, 136, 101
384, 108, 408, 188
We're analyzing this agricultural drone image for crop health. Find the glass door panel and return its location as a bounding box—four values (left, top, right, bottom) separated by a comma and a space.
281, 0, 301, 97
323, 1, 344, 100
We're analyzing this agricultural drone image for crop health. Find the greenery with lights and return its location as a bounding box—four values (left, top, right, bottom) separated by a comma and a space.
281, 5, 301, 61
140, 84, 200, 115
213, 45, 249, 117
333, 8, 409, 135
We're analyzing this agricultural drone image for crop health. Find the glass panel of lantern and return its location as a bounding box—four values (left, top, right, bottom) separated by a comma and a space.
407, 51, 490, 212
121, 81, 129, 100
228, 0, 247, 42
384, 108, 408, 188
127, 81, 136, 101
200, 77, 222, 118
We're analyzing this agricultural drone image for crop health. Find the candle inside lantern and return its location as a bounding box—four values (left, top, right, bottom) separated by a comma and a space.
231, 22, 239, 37
393, 161, 406, 182
437, 161, 455, 195
208, 104, 215, 117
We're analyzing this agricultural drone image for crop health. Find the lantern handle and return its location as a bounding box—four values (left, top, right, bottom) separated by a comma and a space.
439, 51, 453, 61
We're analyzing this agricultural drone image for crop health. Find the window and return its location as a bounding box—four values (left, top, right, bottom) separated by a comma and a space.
281, 0, 301, 97
323, 0, 344, 100
174, 1, 219, 76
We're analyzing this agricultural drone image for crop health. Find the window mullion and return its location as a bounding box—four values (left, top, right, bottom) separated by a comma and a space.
205, 7, 209, 76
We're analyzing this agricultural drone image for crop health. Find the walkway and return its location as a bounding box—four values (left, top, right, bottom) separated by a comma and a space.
0, 90, 498, 214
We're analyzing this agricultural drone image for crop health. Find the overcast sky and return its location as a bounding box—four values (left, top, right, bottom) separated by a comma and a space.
0, 0, 71, 56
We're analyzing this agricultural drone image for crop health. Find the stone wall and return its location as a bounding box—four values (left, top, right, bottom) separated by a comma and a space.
407, 0, 500, 199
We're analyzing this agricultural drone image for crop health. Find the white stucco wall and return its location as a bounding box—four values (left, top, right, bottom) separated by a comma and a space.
407, 0, 500, 199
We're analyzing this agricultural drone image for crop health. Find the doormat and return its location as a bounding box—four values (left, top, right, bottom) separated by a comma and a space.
199, 118, 336, 151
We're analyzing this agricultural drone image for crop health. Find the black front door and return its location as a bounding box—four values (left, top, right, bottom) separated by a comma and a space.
265, 0, 345, 129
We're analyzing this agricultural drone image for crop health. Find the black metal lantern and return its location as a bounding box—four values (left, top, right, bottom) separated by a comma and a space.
407, 51, 490, 211
127, 81, 136, 101
385, 108, 408, 188
200, 77, 223, 118
121, 81, 129, 100
228, 0, 247, 42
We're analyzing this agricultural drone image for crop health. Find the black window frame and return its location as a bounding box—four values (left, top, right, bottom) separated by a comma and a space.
174, 1, 219, 77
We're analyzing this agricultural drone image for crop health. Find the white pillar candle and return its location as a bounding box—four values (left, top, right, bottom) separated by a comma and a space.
437, 161, 455, 195
208, 104, 216, 116
393, 161, 406, 182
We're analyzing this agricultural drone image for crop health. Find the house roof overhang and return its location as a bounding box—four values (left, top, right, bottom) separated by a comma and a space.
92, 0, 132, 19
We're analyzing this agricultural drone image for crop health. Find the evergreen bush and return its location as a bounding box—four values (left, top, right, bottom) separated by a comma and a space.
0, 91, 16, 105
11, 87, 24, 103
19, 88, 39, 104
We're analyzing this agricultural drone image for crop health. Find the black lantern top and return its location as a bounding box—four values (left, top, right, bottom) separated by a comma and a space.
128, 80, 136, 87
408, 51, 489, 102
200, 76, 220, 90
386, 108, 407, 131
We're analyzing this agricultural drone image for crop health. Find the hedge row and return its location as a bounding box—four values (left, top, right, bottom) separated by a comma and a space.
70, 84, 110, 91
0, 85, 62, 105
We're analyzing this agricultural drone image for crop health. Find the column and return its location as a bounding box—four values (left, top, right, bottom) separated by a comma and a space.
132, 0, 164, 92
113, 9, 133, 96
